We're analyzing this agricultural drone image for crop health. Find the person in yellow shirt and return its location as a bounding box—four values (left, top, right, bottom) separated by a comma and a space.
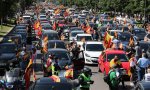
110, 55, 121, 69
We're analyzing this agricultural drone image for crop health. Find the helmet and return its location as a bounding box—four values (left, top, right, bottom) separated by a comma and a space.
82, 67, 92, 75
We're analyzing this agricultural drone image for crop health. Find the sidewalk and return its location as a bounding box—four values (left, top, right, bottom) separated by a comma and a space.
0, 25, 15, 42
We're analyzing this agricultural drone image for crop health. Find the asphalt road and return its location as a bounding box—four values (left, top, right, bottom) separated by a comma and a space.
31, 50, 134, 90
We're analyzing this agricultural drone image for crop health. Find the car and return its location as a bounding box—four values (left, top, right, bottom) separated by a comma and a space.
98, 26, 113, 40
98, 49, 130, 76
40, 30, 59, 48
15, 25, 27, 31
139, 41, 150, 52
48, 40, 66, 49
23, 15, 31, 22
42, 48, 72, 77
13, 32, 27, 45
39, 14, 47, 20
134, 81, 150, 90
2, 34, 23, 48
132, 28, 146, 40
29, 77, 79, 90
0, 43, 18, 70
69, 30, 84, 41
75, 34, 93, 46
41, 24, 52, 30
83, 41, 104, 64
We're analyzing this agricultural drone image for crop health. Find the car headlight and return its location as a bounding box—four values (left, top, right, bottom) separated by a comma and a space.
85, 53, 90, 57
6, 83, 13, 89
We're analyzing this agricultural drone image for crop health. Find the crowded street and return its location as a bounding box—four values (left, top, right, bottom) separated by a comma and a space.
0, 0, 150, 90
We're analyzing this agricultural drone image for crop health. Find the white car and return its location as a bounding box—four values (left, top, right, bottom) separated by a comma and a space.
75, 34, 93, 47
83, 41, 104, 64
69, 31, 84, 41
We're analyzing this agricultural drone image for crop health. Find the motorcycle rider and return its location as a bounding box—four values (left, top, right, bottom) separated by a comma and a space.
109, 55, 125, 88
78, 67, 94, 90
108, 66, 120, 90
46, 54, 54, 76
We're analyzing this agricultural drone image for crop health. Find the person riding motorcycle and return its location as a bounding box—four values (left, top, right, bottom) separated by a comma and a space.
46, 54, 55, 76
108, 67, 120, 90
78, 67, 94, 90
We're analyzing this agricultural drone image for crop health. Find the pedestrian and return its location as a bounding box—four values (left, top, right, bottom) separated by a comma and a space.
144, 23, 150, 42
134, 42, 142, 60
46, 54, 54, 76
137, 53, 150, 81
32, 48, 37, 70
129, 54, 136, 86
144, 67, 150, 81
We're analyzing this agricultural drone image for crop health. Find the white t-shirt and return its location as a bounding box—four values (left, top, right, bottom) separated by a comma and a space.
145, 73, 150, 81
130, 60, 136, 67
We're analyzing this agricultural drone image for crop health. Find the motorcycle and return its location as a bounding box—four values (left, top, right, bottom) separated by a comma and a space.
0, 68, 25, 90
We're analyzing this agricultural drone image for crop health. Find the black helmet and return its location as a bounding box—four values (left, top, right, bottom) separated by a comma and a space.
82, 67, 92, 75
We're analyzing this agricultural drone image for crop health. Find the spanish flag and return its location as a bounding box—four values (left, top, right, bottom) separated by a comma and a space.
85, 26, 91, 34
34, 21, 40, 30
52, 22, 57, 30
54, 8, 60, 14
24, 59, 33, 90
103, 32, 112, 49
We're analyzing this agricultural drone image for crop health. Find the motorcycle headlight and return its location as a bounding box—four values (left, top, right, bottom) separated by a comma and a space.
122, 69, 127, 75
6, 83, 13, 89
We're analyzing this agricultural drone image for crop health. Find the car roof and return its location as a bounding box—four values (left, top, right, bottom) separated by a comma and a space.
70, 31, 84, 33
104, 49, 125, 54
85, 41, 103, 44
43, 30, 58, 33
0, 42, 16, 45
48, 48, 68, 52
48, 40, 64, 43
36, 77, 68, 85
139, 81, 150, 89
76, 34, 91, 36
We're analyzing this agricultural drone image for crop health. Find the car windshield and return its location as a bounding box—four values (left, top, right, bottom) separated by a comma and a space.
44, 33, 59, 40
42, 26, 52, 30
49, 51, 69, 61
140, 43, 150, 52
0, 44, 16, 53
71, 32, 84, 37
86, 44, 104, 51
134, 29, 146, 34
16, 26, 26, 30
48, 42, 66, 49
107, 54, 128, 62
118, 33, 131, 41
77, 36, 92, 41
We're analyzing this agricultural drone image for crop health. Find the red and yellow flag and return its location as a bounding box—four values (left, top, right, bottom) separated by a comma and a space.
85, 26, 91, 34
50, 75, 60, 82
34, 21, 40, 30
103, 32, 112, 49
24, 59, 33, 90
54, 8, 60, 14
52, 22, 57, 30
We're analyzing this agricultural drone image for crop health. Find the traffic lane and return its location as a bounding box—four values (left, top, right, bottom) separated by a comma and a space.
87, 65, 133, 90
87, 65, 109, 90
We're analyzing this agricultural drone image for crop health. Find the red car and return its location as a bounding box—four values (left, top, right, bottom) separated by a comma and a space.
98, 49, 130, 76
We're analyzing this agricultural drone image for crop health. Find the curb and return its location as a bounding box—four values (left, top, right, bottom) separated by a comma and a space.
0, 25, 15, 42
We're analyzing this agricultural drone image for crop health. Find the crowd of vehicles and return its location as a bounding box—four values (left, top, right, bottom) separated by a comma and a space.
1, 1, 150, 90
